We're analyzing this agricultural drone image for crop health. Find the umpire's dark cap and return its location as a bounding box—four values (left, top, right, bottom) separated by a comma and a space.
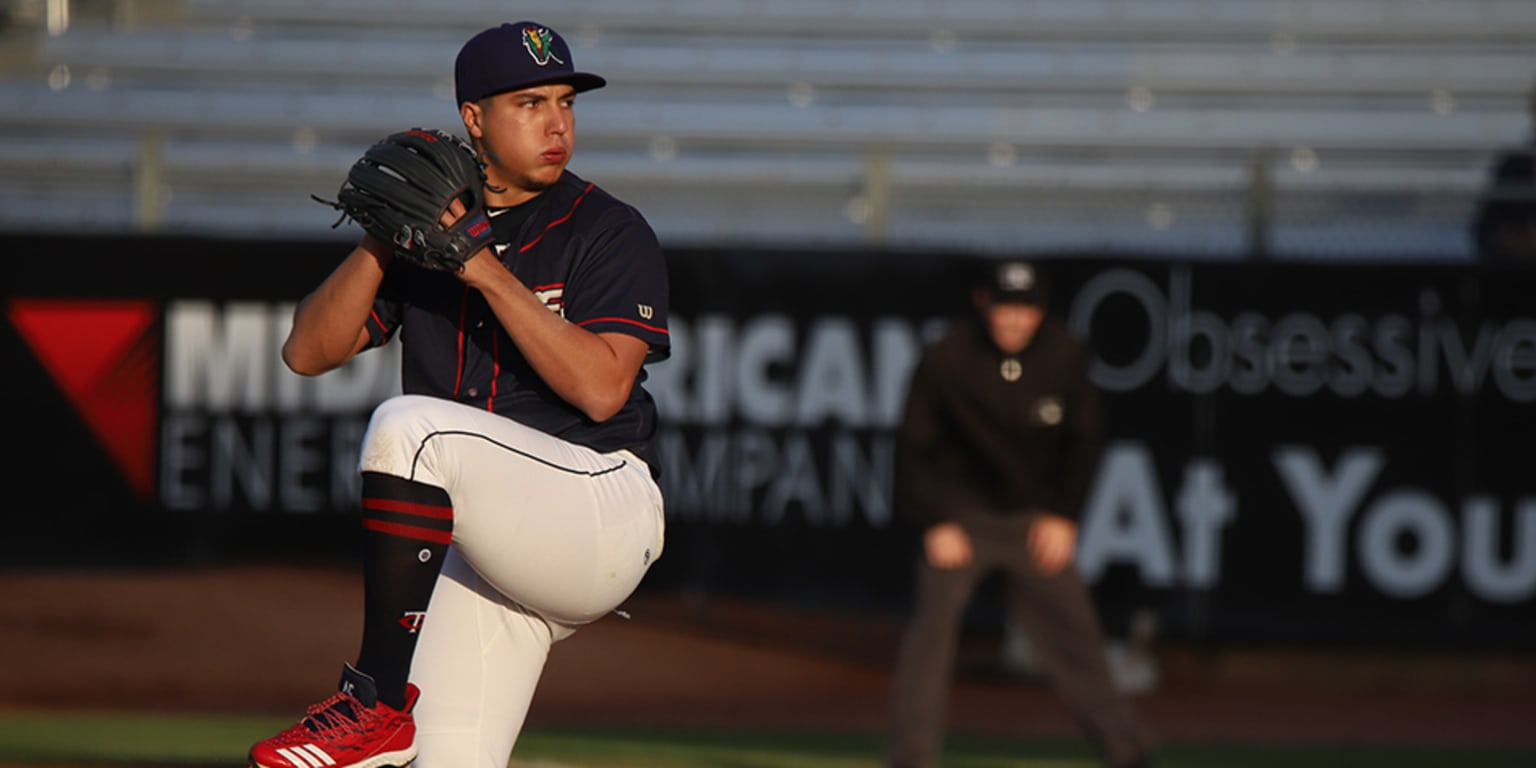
455, 21, 607, 106
982, 259, 1049, 305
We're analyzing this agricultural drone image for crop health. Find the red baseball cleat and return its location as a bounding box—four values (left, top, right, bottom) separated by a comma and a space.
249, 663, 419, 768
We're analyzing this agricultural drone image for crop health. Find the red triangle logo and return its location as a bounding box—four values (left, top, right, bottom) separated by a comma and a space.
8, 299, 160, 500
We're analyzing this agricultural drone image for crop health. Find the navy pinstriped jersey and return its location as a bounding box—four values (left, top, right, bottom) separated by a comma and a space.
361, 170, 670, 475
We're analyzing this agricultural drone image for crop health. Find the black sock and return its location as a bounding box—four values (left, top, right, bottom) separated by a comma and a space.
353, 471, 453, 710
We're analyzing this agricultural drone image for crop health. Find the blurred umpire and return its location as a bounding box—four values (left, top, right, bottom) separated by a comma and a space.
886, 259, 1152, 768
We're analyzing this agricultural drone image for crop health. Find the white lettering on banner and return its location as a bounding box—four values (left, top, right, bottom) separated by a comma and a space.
1077, 443, 1236, 589
1359, 490, 1455, 599
1464, 497, 1536, 602
166, 301, 277, 411
278, 416, 328, 513
1068, 268, 1536, 401
1277, 445, 1536, 603
1177, 460, 1238, 589
213, 415, 272, 510
161, 413, 368, 512
160, 414, 205, 508
1076, 442, 1535, 602
737, 316, 795, 425
153, 300, 1534, 604
648, 315, 940, 428
798, 318, 869, 425
694, 316, 736, 424
166, 301, 401, 413
657, 427, 893, 528
647, 314, 930, 529
162, 300, 400, 512
1274, 447, 1383, 593
873, 317, 932, 421
1078, 444, 1178, 586
764, 433, 825, 523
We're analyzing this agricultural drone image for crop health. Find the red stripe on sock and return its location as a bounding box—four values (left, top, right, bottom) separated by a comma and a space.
362, 518, 453, 544
362, 497, 454, 520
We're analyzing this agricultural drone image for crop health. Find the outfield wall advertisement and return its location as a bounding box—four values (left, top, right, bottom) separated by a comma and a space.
5, 236, 1532, 649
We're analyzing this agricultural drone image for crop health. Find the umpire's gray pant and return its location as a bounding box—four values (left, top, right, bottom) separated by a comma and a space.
886, 512, 1150, 768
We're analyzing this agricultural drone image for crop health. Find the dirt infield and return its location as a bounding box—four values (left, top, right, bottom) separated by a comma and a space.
3, 564, 1534, 749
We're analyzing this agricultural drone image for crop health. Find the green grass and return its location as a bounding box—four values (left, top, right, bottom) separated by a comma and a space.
1, 714, 1533, 767
0, 712, 289, 765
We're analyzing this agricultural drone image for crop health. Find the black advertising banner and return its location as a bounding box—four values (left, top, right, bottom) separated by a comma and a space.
1047, 261, 1535, 649
640, 249, 971, 613
647, 253, 1536, 649
3, 236, 362, 564
4, 235, 1533, 649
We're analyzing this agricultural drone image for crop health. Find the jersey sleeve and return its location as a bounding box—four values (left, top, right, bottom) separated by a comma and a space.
362, 269, 405, 348
561, 210, 671, 362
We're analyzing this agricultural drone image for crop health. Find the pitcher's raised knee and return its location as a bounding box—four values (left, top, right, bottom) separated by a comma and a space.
359, 395, 451, 481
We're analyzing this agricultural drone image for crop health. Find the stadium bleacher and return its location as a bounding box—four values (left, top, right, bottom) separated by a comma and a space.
0, 0, 1531, 259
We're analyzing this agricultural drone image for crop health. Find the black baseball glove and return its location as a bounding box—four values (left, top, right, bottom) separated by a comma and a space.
315, 127, 494, 271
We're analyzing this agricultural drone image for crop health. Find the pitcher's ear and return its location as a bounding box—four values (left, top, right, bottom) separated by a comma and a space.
460, 101, 484, 139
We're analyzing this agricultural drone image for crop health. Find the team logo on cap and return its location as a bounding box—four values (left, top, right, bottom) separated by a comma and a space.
998, 261, 1035, 292
521, 26, 565, 66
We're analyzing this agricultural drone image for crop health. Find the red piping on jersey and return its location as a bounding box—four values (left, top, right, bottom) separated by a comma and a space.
461, 181, 590, 411
488, 331, 501, 411
453, 285, 469, 397
519, 182, 595, 253
369, 309, 392, 338
577, 316, 670, 335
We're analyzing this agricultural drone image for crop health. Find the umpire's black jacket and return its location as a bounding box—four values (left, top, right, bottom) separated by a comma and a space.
895, 312, 1104, 531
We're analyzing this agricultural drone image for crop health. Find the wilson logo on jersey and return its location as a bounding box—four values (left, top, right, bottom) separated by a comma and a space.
6, 298, 160, 501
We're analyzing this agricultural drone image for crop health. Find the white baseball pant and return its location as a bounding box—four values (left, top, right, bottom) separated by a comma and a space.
356, 394, 665, 767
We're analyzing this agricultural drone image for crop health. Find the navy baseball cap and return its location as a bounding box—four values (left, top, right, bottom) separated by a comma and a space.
454, 21, 607, 106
